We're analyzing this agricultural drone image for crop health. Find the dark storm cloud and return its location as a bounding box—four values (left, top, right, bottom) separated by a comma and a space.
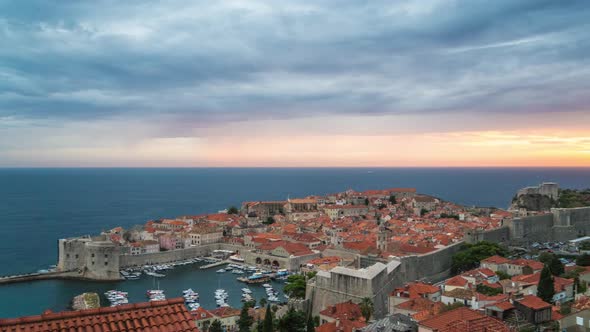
0, 0, 589, 125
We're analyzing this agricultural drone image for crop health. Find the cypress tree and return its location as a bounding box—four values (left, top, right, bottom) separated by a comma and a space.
537, 265, 555, 303
548, 255, 564, 276
263, 304, 273, 332
307, 314, 315, 332
237, 303, 254, 332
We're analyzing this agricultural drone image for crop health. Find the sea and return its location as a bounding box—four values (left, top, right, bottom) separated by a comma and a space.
0, 167, 589, 318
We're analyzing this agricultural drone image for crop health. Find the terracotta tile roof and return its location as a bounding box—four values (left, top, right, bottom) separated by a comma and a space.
517, 295, 551, 310
399, 243, 437, 254
420, 307, 510, 332
481, 255, 510, 265
509, 259, 544, 271
393, 282, 440, 298
481, 280, 503, 289
552, 306, 564, 320
307, 256, 342, 265
554, 276, 574, 291
191, 307, 214, 321
319, 301, 363, 321
396, 298, 444, 317
209, 306, 240, 318
485, 300, 515, 311
0, 298, 199, 332
445, 275, 469, 287
316, 319, 366, 332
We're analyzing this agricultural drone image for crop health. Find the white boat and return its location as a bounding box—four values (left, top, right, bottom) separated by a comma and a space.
146, 271, 166, 278
216, 269, 226, 273
262, 283, 272, 288
241, 288, 252, 294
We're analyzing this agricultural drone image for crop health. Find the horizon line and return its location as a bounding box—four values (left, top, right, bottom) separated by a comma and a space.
1, 165, 589, 169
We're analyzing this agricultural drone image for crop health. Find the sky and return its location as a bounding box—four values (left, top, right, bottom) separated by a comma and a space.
0, 0, 589, 167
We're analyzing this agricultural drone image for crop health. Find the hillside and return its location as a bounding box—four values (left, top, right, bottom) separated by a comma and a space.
558, 189, 590, 208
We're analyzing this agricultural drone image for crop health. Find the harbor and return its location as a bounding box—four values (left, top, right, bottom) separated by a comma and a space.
0, 257, 290, 318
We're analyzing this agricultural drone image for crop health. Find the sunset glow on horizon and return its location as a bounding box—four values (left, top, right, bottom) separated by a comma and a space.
1, 1, 589, 167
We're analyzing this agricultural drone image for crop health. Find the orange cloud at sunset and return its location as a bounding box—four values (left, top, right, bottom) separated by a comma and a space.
199, 131, 590, 167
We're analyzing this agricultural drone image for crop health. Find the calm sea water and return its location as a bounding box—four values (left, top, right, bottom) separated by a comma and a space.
0, 167, 589, 318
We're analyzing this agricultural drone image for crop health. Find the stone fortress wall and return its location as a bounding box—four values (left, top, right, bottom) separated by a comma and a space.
517, 182, 559, 200
308, 242, 465, 318
463, 207, 590, 245
308, 207, 590, 319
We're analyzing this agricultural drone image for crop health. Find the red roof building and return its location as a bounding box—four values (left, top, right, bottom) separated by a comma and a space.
0, 298, 199, 332
319, 300, 365, 325
419, 307, 510, 332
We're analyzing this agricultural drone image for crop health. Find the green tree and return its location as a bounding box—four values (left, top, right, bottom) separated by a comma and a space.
577, 254, 590, 266
548, 255, 565, 276
306, 314, 315, 332
389, 195, 397, 204
278, 308, 306, 332
284, 274, 307, 299
263, 216, 275, 225
420, 208, 428, 216
259, 297, 267, 308
496, 271, 511, 280
228, 206, 239, 214
237, 303, 254, 332
538, 252, 554, 265
256, 319, 263, 332
360, 297, 373, 322
580, 280, 588, 294
209, 320, 223, 332
537, 266, 555, 303
451, 241, 508, 274
262, 304, 273, 332
364, 198, 369, 205
476, 284, 503, 296
580, 241, 590, 251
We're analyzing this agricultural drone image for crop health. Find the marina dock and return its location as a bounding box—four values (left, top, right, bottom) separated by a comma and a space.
0, 271, 109, 285
199, 260, 229, 270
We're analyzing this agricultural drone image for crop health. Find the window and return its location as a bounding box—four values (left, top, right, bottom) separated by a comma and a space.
91, 253, 95, 258
66, 254, 70, 258
91, 261, 94, 265
104, 254, 108, 258
104, 261, 108, 266
75, 254, 79, 259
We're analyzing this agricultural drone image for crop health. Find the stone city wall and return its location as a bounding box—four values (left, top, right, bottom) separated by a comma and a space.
119, 243, 245, 267
308, 242, 462, 319
506, 214, 555, 244
464, 227, 510, 244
